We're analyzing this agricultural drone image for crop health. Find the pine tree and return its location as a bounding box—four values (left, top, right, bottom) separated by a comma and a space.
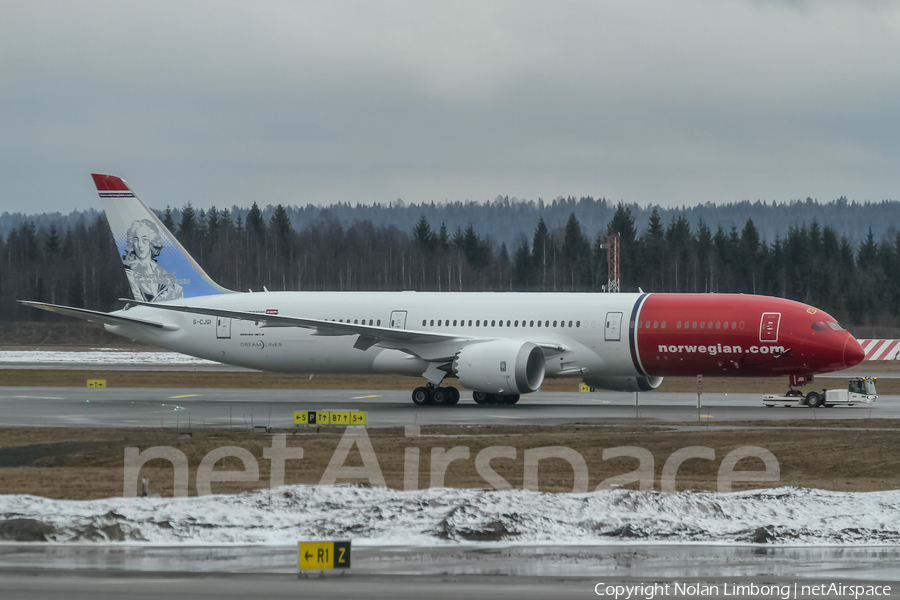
532, 218, 551, 290
270, 204, 293, 259
45, 224, 60, 258
413, 215, 434, 252
513, 236, 531, 290
162, 206, 175, 233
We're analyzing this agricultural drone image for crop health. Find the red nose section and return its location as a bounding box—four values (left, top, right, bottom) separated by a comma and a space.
843, 336, 865, 368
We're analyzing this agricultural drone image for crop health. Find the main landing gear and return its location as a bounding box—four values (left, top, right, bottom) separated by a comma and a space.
409, 385, 520, 405
411, 384, 460, 406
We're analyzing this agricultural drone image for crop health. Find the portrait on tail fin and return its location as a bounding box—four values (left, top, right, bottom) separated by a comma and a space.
122, 218, 183, 302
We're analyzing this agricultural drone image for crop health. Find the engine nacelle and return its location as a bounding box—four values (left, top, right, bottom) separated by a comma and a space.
583, 376, 663, 393
453, 340, 545, 394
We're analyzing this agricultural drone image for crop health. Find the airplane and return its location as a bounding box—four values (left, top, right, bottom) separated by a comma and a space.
20, 174, 866, 406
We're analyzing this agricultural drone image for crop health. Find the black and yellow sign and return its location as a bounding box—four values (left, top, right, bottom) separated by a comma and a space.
329, 411, 349, 425
87, 379, 106, 388
294, 411, 315, 425
298, 541, 351, 570
294, 411, 366, 426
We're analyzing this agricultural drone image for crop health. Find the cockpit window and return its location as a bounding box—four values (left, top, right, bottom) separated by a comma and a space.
811, 320, 845, 331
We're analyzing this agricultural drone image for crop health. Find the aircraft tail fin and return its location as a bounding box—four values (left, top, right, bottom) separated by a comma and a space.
92, 174, 232, 302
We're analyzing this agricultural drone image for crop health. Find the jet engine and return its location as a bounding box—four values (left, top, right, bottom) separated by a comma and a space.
453, 340, 545, 395
582, 376, 663, 393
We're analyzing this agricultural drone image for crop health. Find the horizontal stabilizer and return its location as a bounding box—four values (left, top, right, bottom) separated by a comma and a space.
19, 301, 175, 330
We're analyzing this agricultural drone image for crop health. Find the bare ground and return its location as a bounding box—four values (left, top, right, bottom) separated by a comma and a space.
0, 423, 898, 500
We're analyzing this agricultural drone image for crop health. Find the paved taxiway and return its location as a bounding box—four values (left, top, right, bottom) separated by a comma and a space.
2, 545, 898, 599
0, 386, 893, 428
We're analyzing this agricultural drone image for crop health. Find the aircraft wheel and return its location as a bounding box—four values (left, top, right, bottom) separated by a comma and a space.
489, 393, 506, 404
472, 391, 489, 404
446, 387, 460, 405
505, 394, 520, 405
431, 387, 448, 405
806, 392, 822, 408
412, 387, 432, 406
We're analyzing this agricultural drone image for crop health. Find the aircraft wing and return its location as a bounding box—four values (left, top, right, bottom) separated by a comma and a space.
121, 299, 464, 348
19, 301, 175, 330
122, 299, 567, 355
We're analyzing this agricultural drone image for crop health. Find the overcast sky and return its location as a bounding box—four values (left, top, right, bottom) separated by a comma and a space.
2, 0, 899, 213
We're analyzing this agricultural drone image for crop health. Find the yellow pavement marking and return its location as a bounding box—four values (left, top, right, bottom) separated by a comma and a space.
168, 394, 200, 399
351, 395, 382, 399
700, 414, 714, 418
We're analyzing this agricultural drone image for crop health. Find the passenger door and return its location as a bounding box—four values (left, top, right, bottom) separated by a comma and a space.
605, 312, 623, 341
216, 317, 231, 339
759, 313, 781, 342
390, 310, 408, 329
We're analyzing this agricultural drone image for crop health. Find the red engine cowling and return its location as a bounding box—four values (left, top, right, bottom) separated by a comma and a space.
453, 340, 545, 394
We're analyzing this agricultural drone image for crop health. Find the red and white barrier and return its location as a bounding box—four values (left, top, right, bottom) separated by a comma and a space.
857, 339, 900, 361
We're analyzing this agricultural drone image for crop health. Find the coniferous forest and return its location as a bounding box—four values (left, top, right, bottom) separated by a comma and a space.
2, 199, 900, 336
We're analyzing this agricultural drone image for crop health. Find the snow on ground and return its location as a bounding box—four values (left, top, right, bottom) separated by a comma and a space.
0, 350, 219, 366
1, 485, 898, 546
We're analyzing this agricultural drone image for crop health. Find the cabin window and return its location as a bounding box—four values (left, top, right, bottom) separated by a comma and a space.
661, 321, 666, 328
453, 320, 457, 326
506, 320, 511, 327
491, 320, 496, 326
700, 321, 705, 329
430, 320, 434, 326
576, 321, 580, 327
653, 321, 658, 328
692, 321, 698, 328
715, 321, 720, 329
476, 320, 480, 326
530, 320, 534, 327
568, 320, 573, 327
377, 320, 381, 326
514, 320, 519, 327
468, 320, 472, 326
537, 321, 542, 327
422, 320, 426, 326
498, 320, 503, 327
732, 322, 737, 329
677, 321, 682, 329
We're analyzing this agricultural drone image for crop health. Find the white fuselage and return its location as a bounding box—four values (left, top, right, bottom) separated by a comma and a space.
105, 291, 642, 379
